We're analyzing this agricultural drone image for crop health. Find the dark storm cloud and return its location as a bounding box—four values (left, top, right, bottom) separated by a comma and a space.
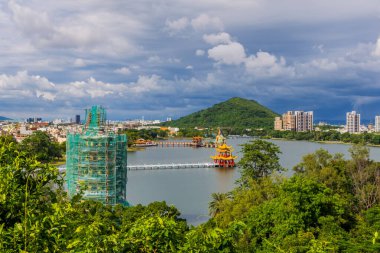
0, 0, 380, 121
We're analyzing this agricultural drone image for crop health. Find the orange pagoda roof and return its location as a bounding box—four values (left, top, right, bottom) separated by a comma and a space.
210, 154, 237, 160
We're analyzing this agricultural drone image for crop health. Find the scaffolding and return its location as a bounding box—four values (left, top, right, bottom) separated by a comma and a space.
66, 106, 128, 205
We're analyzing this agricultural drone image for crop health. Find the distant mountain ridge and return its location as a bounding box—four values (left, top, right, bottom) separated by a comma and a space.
0, 116, 12, 121
163, 97, 279, 128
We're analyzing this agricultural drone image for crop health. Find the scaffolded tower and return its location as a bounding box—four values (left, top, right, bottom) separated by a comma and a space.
66, 105, 128, 205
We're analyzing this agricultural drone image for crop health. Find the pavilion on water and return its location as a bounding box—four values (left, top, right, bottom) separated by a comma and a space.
210, 129, 237, 167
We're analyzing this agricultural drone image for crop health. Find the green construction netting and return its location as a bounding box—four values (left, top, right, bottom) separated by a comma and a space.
66, 106, 128, 205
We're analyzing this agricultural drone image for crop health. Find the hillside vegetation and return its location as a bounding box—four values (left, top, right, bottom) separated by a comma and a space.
2, 135, 380, 252
162, 97, 279, 128
0, 116, 12, 121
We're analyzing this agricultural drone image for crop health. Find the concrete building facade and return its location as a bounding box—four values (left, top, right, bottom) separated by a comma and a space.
375, 116, 380, 132
282, 111, 296, 131
275, 111, 313, 132
274, 117, 283, 131
295, 111, 314, 132
346, 111, 360, 133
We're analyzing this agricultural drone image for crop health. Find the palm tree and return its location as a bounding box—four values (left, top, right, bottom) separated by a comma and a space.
209, 192, 228, 217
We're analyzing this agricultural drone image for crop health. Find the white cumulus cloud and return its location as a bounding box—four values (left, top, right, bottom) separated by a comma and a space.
0, 70, 56, 100
165, 17, 189, 34
131, 75, 162, 93
208, 42, 246, 65
203, 32, 232, 45
191, 14, 224, 31
245, 52, 294, 77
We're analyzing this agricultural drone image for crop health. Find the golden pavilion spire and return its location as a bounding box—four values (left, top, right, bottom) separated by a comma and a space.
211, 128, 237, 167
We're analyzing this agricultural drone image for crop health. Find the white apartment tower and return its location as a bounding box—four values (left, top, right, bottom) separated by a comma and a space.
346, 111, 360, 133
375, 116, 380, 132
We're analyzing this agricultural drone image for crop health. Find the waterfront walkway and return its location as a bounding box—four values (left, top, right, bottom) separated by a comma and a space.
127, 162, 216, 170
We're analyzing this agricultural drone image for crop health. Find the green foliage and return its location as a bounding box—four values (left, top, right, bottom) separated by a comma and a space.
238, 139, 284, 183
161, 97, 279, 128
181, 221, 246, 252
209, 142, 380, 252
126, 215, 186, 252
4, 133, 380, 252
0, 137, 64, 252
293, 149, 352, 197
122, 129, 168, 146
347, 206, 380, 252
347, 144, 380, 211
213, 177, 281, 228
20, 131, 63, 163
209, 193, 229, 217
243, 176, 350, 251
256, 128, 380, 146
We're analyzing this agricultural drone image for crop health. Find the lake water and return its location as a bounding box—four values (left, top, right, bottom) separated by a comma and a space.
127, 138, 380, 225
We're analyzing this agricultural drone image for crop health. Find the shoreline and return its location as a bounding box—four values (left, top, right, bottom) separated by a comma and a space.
267, 137, 380, 147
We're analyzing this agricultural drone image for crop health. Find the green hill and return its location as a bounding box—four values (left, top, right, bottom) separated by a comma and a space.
0, 116, 12, 121
163, 97, 279, 128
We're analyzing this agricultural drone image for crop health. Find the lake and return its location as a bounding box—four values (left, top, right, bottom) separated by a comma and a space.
126, 138, 380, 225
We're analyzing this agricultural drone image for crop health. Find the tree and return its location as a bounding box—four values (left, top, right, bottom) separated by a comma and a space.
244, 176, 351, 252
0, 138, 64, 252
238, 140, 284, 183
348, 144, 380, 211
293, 149, 352, 196
20, 131, 62, 163
180, 221, 245, 252
209, 193, 229, 217
213, 177, 281, 228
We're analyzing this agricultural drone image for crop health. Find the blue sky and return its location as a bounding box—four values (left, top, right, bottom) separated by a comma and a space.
1, 0, 380, 121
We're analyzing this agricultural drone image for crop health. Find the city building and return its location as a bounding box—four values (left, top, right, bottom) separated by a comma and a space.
346, 111, 360, 133
26, 117, 42, 123
282, 111, 296, 131
66, 106, 128, 205
274, 117, 283, 131
375, 116, 380, 132
295, 111, 313, 132
275, 111, 313, 132
75, 115, 81, 124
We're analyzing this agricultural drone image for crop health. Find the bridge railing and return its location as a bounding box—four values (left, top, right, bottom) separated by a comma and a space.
127, 162, 216, 170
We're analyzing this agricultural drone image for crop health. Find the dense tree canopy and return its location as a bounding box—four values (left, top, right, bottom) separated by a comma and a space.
20, 131, 63, 163
1, 135, 380, 252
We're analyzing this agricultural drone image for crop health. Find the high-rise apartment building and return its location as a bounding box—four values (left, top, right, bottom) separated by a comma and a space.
275, 111, 313, 131
375, 116, 380, 132
295, 111, 314, 132
346, 111, 360, 133
274, 117, 283, 130
282, 111, 296, 131
75, 115, 80, 124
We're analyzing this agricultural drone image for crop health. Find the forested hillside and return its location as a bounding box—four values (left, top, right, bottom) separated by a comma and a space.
162, 97, 279, 128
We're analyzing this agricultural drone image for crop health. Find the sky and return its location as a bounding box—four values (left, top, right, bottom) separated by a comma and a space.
1, 0, 380, 121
